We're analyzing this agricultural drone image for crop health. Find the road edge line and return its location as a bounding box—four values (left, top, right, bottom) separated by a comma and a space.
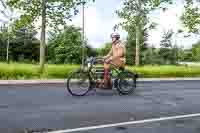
48, 113, 200, 133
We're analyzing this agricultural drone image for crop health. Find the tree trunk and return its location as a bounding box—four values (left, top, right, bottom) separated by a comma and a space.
6, 32, 9, 64
135, 24, 140, 66
40, 0, 46, 72
133, 48, 135, 65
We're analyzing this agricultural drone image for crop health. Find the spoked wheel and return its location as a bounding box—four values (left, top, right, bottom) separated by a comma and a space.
117, 71, 137, 95
67, 70, 91, 96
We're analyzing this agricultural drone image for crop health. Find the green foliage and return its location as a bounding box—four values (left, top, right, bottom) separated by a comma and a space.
159, 30, 178, 64
160, 30, 173, 48
141, 47, 162, 65
48, 25, 81, 64
7, 0, 94, 30
86, 45, 98, 57
181, 0, 200, 34
116, 0, 172, 28
48, 25, 92, 64
0, 26, 40, 62
180, 50, 193, 62
116, 0, 172, 65
97, 42, 112, 57
191, 41, 200, 61
0, 26, 7, 61
126, 28, 149, 65
7, 0, 95, 72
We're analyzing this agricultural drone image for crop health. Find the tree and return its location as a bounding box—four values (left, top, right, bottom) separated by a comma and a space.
7, 0, 94, 72
180, 0, 200, 61
191, 41, 200, 61
0, 26, 40, 62
0, 25, 14, 62
159, 30, 178, 64
181, 50, 193, 62
0, 26, 7, 61
181, 0, 200, 34
12, 28, 39, 62
141, 46, 162, 65
0, 0, 17, 63
126, 26, 150, 65
171, 44, 180, 64
116, 0, 172, 66
100, 42, 112, 56
48, 25, 89, 64
85, 45, 97, 58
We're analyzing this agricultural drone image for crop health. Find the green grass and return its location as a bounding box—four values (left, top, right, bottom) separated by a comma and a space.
0, 62, 80, 79
44, 64, 79, 79
128, 65, 200, 78
0, 62, 200, 79
0, 62, 40, 79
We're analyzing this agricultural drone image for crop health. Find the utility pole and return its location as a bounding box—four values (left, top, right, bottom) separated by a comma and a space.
135, 0, 141, 66
40, 0, 46, 72
81, 0, 86, 68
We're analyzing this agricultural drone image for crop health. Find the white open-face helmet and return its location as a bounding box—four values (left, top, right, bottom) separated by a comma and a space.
110, 32, 120, 39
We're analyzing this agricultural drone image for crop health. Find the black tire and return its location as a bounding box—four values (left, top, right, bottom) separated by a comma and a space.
117, 71, 137, 95
66, 70, 91, 96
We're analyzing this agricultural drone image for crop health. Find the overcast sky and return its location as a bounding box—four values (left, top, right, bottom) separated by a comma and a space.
69, 0, 200, 49
0, 0, 199, 49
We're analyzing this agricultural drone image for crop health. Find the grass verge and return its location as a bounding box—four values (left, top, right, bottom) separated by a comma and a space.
0, 63, 200, 79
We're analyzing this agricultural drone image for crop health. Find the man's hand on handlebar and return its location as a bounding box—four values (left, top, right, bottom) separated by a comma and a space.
96, 56, 112, 64
104, 57, 112, 64
102, 56, 107, 60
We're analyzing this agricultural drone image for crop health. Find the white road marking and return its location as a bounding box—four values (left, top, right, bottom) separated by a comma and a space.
48, 113, 200, 133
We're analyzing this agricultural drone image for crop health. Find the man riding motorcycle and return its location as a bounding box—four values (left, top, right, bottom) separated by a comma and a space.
102, 32, 126, 89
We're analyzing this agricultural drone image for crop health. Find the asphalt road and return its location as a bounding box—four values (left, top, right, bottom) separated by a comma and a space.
0, 80, 200, 133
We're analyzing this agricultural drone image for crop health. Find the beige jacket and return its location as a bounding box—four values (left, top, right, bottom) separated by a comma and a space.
106, 40, 126, 63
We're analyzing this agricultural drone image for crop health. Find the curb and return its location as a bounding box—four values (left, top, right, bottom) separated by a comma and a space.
0, 78, 200, 85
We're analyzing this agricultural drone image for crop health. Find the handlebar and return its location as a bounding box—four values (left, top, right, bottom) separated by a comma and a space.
85, 56, 118, 68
